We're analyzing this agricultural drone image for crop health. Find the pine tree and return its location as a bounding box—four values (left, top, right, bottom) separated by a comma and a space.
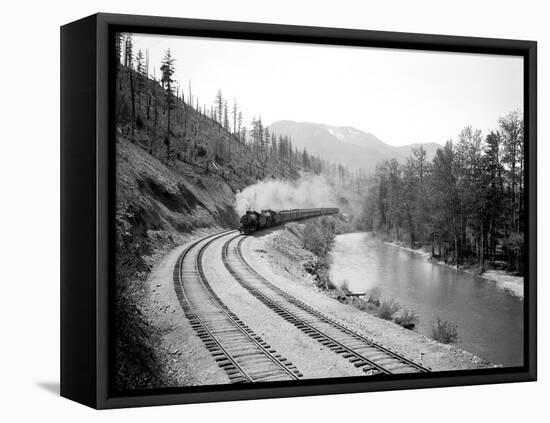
124, 34, 134, 68
160, 49, 176, 158
135, 50, 146, 109
115, 33, 124, 82
483, 131, 504, 264
223, 100, 229, 131
239, 124, 247, 144
232, 99, 238, 135
215, 90, 223, 125
124, 35, 136, 140
263, 127, 270, 159
237, 111, 243, 142
271, 133, 277, 159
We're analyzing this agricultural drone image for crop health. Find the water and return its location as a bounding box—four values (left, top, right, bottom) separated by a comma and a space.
328, 232, 524, 367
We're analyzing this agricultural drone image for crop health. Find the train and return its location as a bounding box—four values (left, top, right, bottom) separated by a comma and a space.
239, 207, 340, 234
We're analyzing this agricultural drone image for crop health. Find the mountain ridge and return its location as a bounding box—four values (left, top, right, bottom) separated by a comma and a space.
268, 120, 441, 172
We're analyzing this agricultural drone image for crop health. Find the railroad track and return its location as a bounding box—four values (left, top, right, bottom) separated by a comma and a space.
173, 230, 302, 383
222, 234, 431, 376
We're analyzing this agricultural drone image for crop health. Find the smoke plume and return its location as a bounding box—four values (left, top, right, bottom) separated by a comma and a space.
234, 175, 338, 216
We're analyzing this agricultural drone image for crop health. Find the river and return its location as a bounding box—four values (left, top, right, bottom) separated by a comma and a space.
328, 232, 524, 367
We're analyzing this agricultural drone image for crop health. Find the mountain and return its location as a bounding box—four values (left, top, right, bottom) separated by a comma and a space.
268, 120, 440, 172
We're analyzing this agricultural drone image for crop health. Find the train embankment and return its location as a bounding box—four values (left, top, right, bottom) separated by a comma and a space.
252, 223, 496, 372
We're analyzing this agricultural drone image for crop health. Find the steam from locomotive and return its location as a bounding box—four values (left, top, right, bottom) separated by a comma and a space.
234, 175, 338, 216
239, 208, 339, 234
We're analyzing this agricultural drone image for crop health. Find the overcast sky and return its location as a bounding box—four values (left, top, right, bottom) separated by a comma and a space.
128, 33, 523, 147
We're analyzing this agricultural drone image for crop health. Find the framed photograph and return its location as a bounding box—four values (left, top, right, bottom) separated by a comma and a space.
60, 13, 537, 409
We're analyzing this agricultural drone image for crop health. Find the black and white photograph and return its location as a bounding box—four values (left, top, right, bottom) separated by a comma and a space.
4, 0, 549, 419
113, 31, 527, 391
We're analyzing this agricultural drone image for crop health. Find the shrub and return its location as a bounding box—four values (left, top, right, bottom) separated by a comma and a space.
303, 226, 327, 256
316, 272, 336, 291
196, 145, 207, 157
394, 310, 418, 329
340, 279, 351, 294
367, 287, 381, 306
431, 317, 459, 344
377, 299, 401, 320
352, 297, 378, 313
285, 222, 302, 239
135, 115, 145, 129
302, 218, 337, 257
304, 258, 336, 291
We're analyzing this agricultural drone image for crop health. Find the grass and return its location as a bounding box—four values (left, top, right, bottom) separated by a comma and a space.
394, 310, 418, 329
431, 316, 459, 344
377, 299, 401, 320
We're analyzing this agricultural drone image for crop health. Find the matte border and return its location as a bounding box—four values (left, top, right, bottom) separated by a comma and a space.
88, 13, 536, 409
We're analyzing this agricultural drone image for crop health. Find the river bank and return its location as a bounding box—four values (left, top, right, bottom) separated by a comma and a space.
253, 225, 496, 372
328, 231, 523, 367
383, 238, 524, 299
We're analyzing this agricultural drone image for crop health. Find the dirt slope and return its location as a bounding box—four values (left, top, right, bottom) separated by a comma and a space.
114, 134, 246, 389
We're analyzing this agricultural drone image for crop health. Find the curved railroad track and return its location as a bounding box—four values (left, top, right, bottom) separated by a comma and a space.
173, 230, 302, 383
222, 233, 431, 376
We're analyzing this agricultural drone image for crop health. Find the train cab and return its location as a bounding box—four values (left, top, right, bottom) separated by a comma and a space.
239, 210, 261, 234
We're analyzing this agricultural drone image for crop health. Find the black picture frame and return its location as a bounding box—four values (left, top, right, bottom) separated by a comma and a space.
61, 12, 537, 409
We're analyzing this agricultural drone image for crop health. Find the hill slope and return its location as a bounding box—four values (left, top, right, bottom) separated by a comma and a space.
269, 120, 440, 172
115, 66, 298, 390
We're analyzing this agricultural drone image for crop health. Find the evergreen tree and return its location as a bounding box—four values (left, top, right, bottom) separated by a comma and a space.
361, 113, 524, 273
215, 90, 223, 125
124, 34, 133, 68
160, 49, 176, 158
135, 50, 146, 109
237, 111, 243, 142
223, 100, 230, 131
232, 99, 238, 135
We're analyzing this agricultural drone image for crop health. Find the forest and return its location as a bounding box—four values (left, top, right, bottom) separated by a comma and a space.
360, 113, 525, 275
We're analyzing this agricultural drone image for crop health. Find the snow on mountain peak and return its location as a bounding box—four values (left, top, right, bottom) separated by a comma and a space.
327, 127, 345, 141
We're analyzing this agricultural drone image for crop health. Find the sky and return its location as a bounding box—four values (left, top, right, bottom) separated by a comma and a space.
126, 33, 523, 147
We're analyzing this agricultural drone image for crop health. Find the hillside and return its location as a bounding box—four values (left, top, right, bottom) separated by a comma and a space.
115, 65, 296, 390
114, 65, 358, 389
114, 62, 408, 389
268, 120, 440, 172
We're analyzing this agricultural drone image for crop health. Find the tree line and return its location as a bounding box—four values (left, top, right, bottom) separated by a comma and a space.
361, 111, 524, 274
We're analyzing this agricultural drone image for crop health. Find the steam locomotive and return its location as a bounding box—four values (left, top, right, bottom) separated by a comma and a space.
239, 208, 339, 234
